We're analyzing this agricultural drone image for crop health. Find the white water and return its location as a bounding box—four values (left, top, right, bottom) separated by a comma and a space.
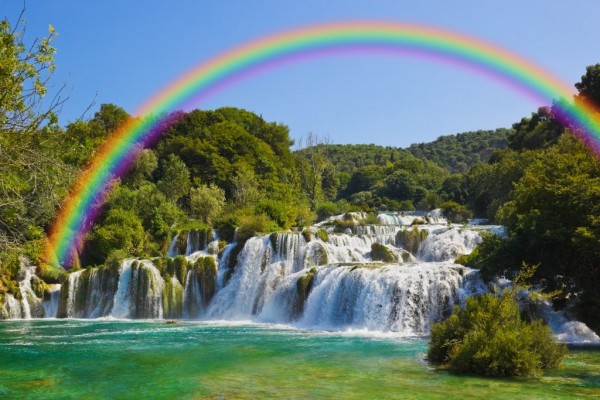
6, 211, 598, 342
418, 228, 482, 262
1, 263, 44, 319
110, 260, 164, 319
42, 284, 61, 318
538, 300, 600, 344
183, 270, 203, 319
17, 266, 36, 319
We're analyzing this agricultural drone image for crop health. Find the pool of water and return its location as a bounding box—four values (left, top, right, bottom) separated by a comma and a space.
1, 320, 599, 399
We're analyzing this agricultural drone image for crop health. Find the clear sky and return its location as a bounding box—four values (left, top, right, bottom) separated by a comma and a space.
4, 1, 600, 147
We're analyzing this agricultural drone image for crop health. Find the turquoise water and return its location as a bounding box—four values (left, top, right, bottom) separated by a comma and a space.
1, 320, 599, 399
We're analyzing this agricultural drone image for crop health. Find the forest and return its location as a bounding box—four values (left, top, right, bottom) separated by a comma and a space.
1, 15, 600, 336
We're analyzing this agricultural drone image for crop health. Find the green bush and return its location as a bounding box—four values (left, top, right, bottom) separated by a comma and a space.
315, 202, 339, 222
301, 229, 312, 242
333, 219, 355, 233
256, 198, 293, 228
370, 243, 398, 263
216, 214, 238, 243
396, 227, 428, 254
397, 200, 416, 211
315, 229, 329, 242
454, 233, 507, 282
441, 201, 472, 223
235, 213, 278, 244
427, 291, 566, 377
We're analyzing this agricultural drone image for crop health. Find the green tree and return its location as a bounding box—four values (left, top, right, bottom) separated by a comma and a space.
190, 184, 225, 225
575, 63, 600, 106
296, 132, 331, 208
0, 15, 74, 256
380, 169, 419, 201
428, 265, 566, 377
428, 291, 565, 377
495, 135, 600, 330
345, 165, 385, 195
508, 107, 563, 151
231, 164, 261, 207
85, 208, 147, 263
157, 154, 191, 202
441, 200, 472, 223
123, 149, 158, 188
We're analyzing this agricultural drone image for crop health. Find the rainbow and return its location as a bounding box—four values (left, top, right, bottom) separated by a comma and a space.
45, 21, 600, 267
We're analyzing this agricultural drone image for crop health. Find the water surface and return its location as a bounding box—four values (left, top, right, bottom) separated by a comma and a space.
1, 320, 599, 399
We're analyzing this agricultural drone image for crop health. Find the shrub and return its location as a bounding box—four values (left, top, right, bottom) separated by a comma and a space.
359, 213, 379, 225
255, 198, 293, 229
301, 229, 312, 242
371, 243, 398, 263
333, 219, 356, 233
235, 213, 278, 244
315, 229, 329, 242
398, 200, 416, 211
441, 201, 472, 223
315, 201, 339, 222
396, 227, 428, 254
427, 291, 566, 377
454, 232, 507, 282
216, 214, 238, 243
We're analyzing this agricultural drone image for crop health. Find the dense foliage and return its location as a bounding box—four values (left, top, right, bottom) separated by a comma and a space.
459, 64, 600, 332
408, 128, 510, 173
428, 291, 566, 377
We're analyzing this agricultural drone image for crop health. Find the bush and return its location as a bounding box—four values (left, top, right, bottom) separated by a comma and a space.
255, 198, 293, 229
398, 200, 416, 211
235, 213, 278, 244
315, 201, 339, 222
371, 243, 398, 263
454, 233, 507, 282
427, 291, 566, 377
216, 214, 238, 243
315, 229, 329, 242
441, 201, 472, 223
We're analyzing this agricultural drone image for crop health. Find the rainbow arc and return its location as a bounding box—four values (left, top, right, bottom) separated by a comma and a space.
45, 21, 600, 267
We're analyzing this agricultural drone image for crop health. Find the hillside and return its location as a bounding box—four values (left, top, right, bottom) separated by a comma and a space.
407, 128, 511, 173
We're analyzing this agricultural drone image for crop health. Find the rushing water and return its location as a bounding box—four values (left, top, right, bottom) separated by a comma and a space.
0, 320, 599, 399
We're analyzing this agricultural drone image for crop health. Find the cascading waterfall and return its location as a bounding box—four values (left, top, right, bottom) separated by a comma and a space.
0, 263, 44, 319
418, 228, 483, 262
7, 211, 598, 342
43, 284, 61, 318
259, 263, 484, 334
57, 267, 118, 318
183, 269, 203, 319
110, 260, 164, 319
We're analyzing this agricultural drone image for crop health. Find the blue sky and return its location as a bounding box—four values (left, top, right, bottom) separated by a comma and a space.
4, 1, 600, 147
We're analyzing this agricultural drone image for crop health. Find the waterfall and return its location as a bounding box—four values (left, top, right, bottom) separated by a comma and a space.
216, 242, 236, 290
167, 228, 215, 256
0, 264, 45, 319
167, 234, 179, 257
183, 269, 203, 319
163, 276, 184, 319
418, 228, 482, 262
57, 267, 118, 318
323, 264, 472, 334
42, 284, 61, 318
8, 209, 596, 341
0, 294, 23, 319
110, 260, 164, 319
17, 266, 35, 319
